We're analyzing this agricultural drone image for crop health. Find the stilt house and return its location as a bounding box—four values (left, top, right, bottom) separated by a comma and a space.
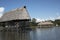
0, 6, 31, 30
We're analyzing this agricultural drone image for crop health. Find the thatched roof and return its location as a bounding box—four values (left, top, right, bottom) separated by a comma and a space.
38, 21, 54, 25
0, 6, 30, 22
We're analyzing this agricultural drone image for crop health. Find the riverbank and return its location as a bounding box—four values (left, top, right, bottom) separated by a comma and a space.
0, 26, 60, 32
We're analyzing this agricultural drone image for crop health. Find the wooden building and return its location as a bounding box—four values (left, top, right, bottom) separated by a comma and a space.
0, 6, 31, 31
38, 21, 54, 28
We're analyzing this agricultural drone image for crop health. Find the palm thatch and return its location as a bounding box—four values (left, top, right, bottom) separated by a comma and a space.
0, 6, 30, 22
38, 21, 54, 25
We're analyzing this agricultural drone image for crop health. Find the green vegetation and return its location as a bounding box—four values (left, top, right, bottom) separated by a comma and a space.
50, 19, 60, 26
44, 19, 60, 26
54, 19, 60, 26
30, 18, 38, 29
30, 18, 60, 28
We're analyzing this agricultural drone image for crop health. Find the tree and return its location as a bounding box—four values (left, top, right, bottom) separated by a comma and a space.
55, 19, 60, 25
31, 18, 36, 23
30, 18, 38, 26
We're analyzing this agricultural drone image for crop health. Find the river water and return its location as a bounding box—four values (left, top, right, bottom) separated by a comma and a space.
0, 27, 60, 40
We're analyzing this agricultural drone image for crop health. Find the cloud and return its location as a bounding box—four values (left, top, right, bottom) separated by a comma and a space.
56, 16, 60, 19
48, 16, 55, 21
36, 18, 45, 22
0, 7, 5, 12
0, 14, 2, 18
0, 7, 5, 17
36, 17, 55, 22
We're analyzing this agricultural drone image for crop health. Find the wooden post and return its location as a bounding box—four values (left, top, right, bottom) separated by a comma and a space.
15, 22, 19, 32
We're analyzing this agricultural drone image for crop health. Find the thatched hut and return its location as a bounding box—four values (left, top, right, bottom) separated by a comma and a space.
38, 21, 54, 28
0, 6, 31, 30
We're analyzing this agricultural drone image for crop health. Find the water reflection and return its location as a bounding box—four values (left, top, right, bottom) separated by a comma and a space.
0, 30, 31, 40
0, 27, 60, 40
30, 27, 60, 40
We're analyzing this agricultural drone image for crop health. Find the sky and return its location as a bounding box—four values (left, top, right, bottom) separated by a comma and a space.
0, 0, 60, 22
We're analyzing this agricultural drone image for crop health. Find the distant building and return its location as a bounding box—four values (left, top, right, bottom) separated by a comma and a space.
38, 21, 54, 28
0, 6, 31, 30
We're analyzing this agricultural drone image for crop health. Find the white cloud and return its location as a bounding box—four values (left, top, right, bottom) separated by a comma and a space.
56, 16, 60, 19
0, 14, 3, 18
0, 7, 5, 17
0, 7, 4, 13
48, 16, 55, 21
36, 17, 55, 22
36, 18, 45, 22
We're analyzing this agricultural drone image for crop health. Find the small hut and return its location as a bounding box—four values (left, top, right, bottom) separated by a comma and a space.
38, 21, 54, 28
0, 6, 31, 30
